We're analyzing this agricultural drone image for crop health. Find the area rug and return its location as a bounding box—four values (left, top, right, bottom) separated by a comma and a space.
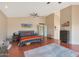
24, 43, 78, 57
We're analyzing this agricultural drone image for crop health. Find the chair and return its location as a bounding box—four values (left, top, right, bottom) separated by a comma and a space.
0, 40, 9, 57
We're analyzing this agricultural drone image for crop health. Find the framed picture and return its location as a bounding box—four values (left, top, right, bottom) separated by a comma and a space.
21, 24, 32, 28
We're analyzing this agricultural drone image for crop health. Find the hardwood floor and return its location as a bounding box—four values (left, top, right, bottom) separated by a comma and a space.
7, 39, 79, 57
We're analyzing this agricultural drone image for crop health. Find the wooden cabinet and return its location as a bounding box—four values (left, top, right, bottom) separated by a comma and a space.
60, 30, 69, 43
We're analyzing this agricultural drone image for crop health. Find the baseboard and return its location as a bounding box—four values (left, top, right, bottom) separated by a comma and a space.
69, 42, 79, 45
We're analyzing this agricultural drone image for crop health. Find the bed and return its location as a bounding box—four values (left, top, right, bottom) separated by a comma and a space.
17, 31, 43, 47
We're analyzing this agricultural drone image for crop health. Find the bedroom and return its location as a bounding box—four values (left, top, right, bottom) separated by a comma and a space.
0, 2, 79, 57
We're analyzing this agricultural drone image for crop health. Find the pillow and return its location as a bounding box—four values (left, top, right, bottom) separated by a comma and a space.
19, 31, 35, 37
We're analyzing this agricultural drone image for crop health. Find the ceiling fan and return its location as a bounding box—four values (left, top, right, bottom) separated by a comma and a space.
29, 12, 44, 19
30, 12, 39, 17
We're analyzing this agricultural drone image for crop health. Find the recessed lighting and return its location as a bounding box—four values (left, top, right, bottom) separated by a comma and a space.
58, 2, 62, 4
47, 2, 51, 4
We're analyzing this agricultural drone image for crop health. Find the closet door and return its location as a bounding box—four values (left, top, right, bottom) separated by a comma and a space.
38, 25, 47, 37
44, 25, 47, 37
38, 25, 44, 36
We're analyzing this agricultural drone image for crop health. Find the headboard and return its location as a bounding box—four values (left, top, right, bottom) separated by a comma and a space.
19, 31, 36, 37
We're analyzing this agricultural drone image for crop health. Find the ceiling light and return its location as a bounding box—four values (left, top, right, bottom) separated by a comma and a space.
47, 2, 51, 4
58, 2, 62, 4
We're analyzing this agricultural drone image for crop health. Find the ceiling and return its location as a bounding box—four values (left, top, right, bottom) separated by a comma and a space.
0, 2, 79, 17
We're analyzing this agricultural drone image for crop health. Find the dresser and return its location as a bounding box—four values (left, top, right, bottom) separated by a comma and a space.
60, 30, 69, 43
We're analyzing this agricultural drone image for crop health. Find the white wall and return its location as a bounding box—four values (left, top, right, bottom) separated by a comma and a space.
71, 5, 79, 44
60, 6, 72, 31
45, 14, 54, 38
54, 11, 60, 40
60, 5, 79, 45
7, 17, 45, 38
0, 10, 7, 45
